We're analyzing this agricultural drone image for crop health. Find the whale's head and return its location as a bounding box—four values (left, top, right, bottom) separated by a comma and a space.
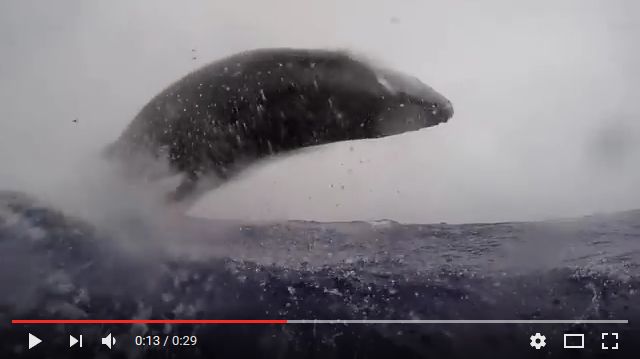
371, 69, 453, 137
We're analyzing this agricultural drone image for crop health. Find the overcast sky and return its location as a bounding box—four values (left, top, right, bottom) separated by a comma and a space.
1, 0, 639, 223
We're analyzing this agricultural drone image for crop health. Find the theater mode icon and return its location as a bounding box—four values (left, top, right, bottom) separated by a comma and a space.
563, 334, 584, 349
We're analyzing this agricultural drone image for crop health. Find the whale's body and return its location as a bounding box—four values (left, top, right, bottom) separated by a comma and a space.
106, 48, 454, 200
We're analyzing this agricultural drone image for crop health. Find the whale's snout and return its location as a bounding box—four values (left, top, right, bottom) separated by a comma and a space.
435, 99, 454, 123
374, 68, 454, 131
412, 95, 453, 128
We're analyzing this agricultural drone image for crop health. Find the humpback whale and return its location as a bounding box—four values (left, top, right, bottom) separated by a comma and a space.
105, 48, 454, 200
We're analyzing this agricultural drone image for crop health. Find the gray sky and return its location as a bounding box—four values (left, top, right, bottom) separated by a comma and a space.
1, 0, 639, 224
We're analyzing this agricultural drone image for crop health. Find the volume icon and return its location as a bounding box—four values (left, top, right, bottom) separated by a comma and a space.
101, 333, 116, 349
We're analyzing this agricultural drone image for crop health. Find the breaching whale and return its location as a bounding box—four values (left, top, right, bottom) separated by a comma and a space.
105, 48, 454, 200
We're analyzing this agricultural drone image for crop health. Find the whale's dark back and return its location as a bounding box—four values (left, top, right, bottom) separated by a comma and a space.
106, 48, 454, 200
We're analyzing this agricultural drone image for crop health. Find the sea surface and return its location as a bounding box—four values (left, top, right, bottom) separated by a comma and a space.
1, 190, 638, 358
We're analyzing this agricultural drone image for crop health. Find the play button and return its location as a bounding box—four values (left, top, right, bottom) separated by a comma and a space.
28, 333, 42, 349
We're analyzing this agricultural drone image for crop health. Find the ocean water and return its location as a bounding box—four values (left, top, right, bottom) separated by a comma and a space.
1, 190, 638, 358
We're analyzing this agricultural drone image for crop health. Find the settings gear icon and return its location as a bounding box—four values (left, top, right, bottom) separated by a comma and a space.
530, 333, 547, 349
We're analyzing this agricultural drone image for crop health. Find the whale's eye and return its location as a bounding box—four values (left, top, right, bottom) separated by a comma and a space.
430, 103, 439, 109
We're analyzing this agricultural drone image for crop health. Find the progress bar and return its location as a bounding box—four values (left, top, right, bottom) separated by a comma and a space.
12, 319, 629, 325
287, 320, 629, 324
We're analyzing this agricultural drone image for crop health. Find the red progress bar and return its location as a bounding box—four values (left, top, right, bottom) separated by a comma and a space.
12, 319, 288, 324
